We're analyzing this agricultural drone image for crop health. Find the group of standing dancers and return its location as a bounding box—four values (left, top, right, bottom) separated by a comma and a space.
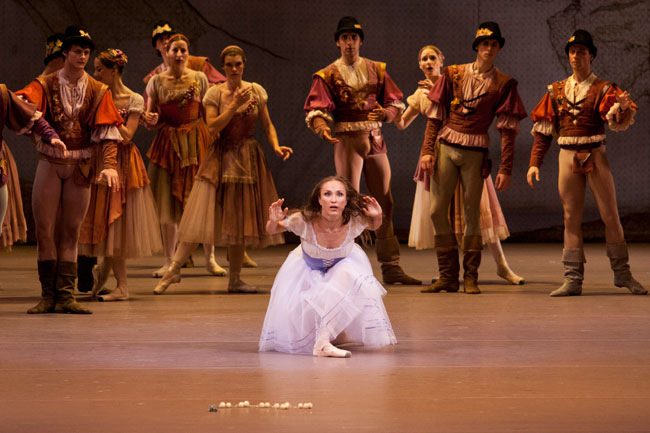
0, 16, 645, 358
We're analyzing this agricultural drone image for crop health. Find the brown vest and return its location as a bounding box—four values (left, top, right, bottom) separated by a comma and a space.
35, 73, 108, 151
445, 64, 515, 135
314, 59, 386, 123
549, 77, 611, 137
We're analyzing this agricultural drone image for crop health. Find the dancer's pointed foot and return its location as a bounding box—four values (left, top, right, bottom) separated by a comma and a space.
242, 251, 258, 268
153, 263, 181, 295
313, 341, 351, 358
497, 264, 525, 285
206, 255, 227, 276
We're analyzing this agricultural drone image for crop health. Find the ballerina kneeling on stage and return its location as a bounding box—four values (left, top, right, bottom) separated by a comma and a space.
259, 176, 397, 358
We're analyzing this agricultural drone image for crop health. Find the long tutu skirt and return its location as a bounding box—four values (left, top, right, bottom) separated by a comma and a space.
79, 185, 162, 258
259, 244, 397, 355
148, 163, 184, 225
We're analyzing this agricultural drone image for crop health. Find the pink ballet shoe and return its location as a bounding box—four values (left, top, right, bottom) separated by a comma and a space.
206, 254, 227, 276
313, 341, 351, 358
153, 262, 181, 295
497, 264, 525, 285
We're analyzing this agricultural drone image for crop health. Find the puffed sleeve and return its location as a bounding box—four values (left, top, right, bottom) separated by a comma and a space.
145, 74, 158, 106
380, 71, 404, 106
128, 93, 145, 115
528, 90, 556, 168
304, 76, 335, 127
406, 91, 420, 112
349, 215, 369, 239
202, 85, 220, 111
196, 72, 209, 100
494, 79, 527, 132
286, 212, 308, 238
94, 90, 123, 127
252, 82, 268, 107
16, 80, 47, 112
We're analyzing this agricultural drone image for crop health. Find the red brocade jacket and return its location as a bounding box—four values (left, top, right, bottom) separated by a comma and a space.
304, 58, 404, 132
529, 73, 637, 168
420, 64, 527, 176
18, 72, 123, 180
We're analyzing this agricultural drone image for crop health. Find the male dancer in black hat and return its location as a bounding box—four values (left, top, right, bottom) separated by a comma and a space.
304, 16, 420, 285
20, 26, 123, 314
419, 22, 526, 294
527, 30, 645, 297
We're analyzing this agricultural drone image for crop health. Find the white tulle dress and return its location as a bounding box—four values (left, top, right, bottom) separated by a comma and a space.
259, 212, 397, 355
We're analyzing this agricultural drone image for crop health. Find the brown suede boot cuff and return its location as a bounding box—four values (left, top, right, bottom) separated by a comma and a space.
462, 235, 483, 251
434, 234, 457, 248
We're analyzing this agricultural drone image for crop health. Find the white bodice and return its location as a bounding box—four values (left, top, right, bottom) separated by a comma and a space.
286, 212, 367, 261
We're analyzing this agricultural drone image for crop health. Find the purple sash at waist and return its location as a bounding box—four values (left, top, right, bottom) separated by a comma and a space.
302, 249, 344, 273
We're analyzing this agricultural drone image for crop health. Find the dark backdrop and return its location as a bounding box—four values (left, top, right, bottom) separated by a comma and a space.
2, 0, 648, 241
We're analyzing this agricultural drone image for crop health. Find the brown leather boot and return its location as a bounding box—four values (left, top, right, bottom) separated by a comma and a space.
421, 234, 459, 293
550, 248, 584, 297
27, 260, 57, 314
54, 261, 92, 314
462, 235, 482, 294
606, 243, 647, 295
377, 236, 421, 285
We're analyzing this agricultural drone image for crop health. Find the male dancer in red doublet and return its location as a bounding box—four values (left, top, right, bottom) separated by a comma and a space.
419, 22, 526, 294
304, 16, 420, 286
19, 26, 124, 314
527, 30, 645, 297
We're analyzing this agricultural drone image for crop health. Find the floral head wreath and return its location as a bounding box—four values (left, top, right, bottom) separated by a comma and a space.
100, 48, 128, 68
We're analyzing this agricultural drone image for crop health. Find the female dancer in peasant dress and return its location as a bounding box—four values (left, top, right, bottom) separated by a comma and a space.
77, 49, 162, 301
153, 45, 291, 294
395, 45, 523, 285
260, 176, 397, 358
143, 34, 225, 278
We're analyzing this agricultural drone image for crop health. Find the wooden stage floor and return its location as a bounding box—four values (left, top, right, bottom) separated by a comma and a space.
1, 243, 649, 432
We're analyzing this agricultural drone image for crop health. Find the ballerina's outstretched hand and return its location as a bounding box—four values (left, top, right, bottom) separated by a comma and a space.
361, 196, 382, 230
266, 198, 288, 234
